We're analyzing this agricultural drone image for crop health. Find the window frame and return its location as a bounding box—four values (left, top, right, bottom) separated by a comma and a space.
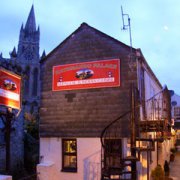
174, 107, 180, 118
61, 138, 77, 173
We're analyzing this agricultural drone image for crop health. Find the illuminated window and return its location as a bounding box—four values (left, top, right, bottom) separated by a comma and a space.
174, 107, 180, 118
62, 139, 77, 172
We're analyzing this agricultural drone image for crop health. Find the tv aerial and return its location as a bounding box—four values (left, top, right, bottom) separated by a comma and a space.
121, 6, 132, 54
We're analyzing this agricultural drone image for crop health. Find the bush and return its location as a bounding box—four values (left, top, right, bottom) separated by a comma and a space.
170, 147, 176, 154
151, 165, 165, 180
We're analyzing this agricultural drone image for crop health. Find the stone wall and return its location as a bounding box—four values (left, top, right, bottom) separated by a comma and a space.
40, 23, 138, 137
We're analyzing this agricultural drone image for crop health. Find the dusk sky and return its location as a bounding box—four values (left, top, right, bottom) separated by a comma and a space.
0, 0, 180, 94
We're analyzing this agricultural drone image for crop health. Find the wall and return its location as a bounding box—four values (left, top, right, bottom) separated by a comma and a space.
38, 138, 101, 180
40, 23, 138, 138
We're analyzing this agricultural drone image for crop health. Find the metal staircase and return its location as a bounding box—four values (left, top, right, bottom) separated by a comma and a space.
100, 85, 171, 180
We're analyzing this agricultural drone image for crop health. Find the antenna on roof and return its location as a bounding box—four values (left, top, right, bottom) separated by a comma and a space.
121, 6, 132, 55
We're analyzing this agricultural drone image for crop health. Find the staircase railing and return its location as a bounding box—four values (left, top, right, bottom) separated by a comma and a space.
100, 85, 171, 180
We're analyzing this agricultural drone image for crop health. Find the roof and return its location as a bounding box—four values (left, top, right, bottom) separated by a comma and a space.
40, 22, 162, 89
40, 22, 136, 63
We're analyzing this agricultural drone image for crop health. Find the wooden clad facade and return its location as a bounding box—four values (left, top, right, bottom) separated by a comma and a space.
40, 23, 138, 137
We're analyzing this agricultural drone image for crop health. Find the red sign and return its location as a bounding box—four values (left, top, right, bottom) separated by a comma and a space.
53, 59, 120, 91
0, 69, 21, 109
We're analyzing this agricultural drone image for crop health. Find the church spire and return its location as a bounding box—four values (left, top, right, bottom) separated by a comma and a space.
25, 5, 36, 33
17, 4, 40, 62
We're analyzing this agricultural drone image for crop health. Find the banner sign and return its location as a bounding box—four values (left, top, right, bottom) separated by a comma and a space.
53, 59, 120, 91
0, 69, 21, 109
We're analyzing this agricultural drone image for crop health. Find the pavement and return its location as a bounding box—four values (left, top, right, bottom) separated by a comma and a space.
169, 151, 180, 180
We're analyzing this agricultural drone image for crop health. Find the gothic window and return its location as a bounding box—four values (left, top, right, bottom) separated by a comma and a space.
62, 139, 77, 172
32, 68, 38, 96
22, 46, 25, 53
23, 46, 34, 61
25, 50, 33, 61
24, 66, 30, 96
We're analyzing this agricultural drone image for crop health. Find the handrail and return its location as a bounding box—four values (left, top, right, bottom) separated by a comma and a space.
100, 86, 168, 148
100, 110, 131, 148
146, 85, 167, 102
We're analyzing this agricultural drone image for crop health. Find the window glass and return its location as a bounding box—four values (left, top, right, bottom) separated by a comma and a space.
62, 139, 77, 172
174, 107, 180, 117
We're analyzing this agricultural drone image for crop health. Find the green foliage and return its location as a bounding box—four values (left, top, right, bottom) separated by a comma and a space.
24, 112, 39, 173
24, 112, 39, 139
151, 165, 165, 180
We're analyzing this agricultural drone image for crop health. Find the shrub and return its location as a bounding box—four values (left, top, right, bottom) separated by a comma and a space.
170, 147, 176, 154
151, 165, 165, 180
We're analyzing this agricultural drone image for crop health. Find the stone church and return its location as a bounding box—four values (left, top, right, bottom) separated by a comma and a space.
0, 5, 43, 171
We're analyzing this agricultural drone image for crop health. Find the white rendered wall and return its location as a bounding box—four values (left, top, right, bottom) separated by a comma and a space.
136, 60, 172, 179
144, 71, 161, 101
0, 175, 12, 180
37, 138, 101, 180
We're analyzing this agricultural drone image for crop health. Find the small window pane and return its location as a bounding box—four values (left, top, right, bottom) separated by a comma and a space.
63, 140, 76, 153
62, 139, 77, 172
64, 155, 77, 168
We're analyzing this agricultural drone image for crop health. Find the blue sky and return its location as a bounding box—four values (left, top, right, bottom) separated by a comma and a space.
0, 0, 180, 94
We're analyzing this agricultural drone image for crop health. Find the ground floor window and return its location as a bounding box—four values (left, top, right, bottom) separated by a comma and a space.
62, 139, 77, 172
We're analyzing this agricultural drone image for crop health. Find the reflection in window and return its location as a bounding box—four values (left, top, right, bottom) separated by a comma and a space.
62, 139, 77, 172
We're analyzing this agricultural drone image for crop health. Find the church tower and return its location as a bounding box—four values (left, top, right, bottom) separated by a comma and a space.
16, 5, 40, 105
0, 5, 41, 172
17, 5, 40, 64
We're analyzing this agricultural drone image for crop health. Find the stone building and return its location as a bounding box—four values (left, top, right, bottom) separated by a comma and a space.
0, 5, 41, 171
37, 23, 172, 180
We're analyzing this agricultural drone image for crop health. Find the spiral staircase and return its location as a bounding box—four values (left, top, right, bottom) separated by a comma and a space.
100, 85, 171, 180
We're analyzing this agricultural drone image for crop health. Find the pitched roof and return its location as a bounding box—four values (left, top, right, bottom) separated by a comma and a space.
40, 22, 136, 63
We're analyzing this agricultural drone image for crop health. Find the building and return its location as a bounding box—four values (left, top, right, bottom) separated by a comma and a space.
0, 5, 41, 172
170, 91, 180, 138
170, 91, 180, 130
37, 23, 172, 180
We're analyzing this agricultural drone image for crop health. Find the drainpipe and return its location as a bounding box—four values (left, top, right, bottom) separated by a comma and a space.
131, 84, 137, 180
